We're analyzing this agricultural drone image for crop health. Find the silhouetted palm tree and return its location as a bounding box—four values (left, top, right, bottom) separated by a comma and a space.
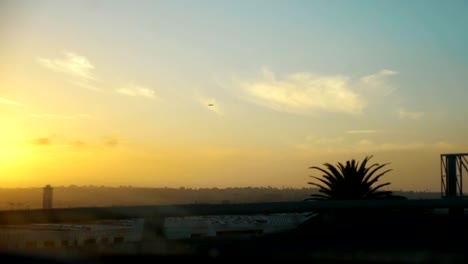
305, 155, 404, 200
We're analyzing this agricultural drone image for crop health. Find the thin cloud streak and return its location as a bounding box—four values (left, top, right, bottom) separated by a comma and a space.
0, 97, 23, 106
70, 140, 86, 148
360, 69, 398, 87
347, 130, 378, 134
359, 69, 398, 96
296, 139, 455, 154
103, 136, 119, 147
399, 109, 424, 120
308, 136, 344, 144
69, 80, 103, 92
116, 84, 157, 99
30, 113, 94, 120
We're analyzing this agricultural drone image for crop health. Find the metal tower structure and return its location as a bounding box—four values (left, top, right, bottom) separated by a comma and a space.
441, 153, 468, 199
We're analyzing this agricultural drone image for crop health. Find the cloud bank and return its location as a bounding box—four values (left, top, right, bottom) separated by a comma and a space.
238, 68, 400, 115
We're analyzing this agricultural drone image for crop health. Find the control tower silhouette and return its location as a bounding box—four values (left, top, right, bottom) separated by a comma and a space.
43, 185, 53, 209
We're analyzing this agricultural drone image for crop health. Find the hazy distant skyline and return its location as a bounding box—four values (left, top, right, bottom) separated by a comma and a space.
1, 0, 467, 191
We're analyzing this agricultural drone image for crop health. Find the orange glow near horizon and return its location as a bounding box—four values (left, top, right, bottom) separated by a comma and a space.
1, 1, 468, 192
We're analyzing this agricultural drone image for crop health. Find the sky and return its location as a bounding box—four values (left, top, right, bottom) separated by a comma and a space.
1, 0, 468, 191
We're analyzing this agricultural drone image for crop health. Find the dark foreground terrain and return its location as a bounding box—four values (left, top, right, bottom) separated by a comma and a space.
1, 210, 467, 263
163, 209, 468, 263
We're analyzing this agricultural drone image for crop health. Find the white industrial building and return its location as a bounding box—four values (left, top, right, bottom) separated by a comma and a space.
163, 213, 312, 240
0, 218, 144, 250
0, 212, 313, 249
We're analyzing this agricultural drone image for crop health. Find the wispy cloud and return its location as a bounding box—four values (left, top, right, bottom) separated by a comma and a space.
116, 83, 157, 99
399, 109, 424, 120
297, 130, 439, 153
37, 51, 103, 92
432, 141, 456, 150
68, 80, 102, 92
29, 136, 126, 149
30, 113, 94, 120
296, 138, 454, 154
197, 96, 223, 115
70, 140, 86, 148
102, 136, 119, 147
37, 51, 95, 81
0, 97, 23, 106
359, 69, 398, 95
306, 136, 344, 145
31, 137, 52, 146
239, 68, 366, 115
346, 130, 378, 134
356, 139, 425, 151
30, 136, 80, 148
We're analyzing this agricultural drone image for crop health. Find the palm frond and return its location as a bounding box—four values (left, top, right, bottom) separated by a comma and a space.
307, 182, 327, 190
323, 163, 345, 182
363, 163, 390, 184
305, 155, 404, 202
364, 169, 393, 187
309, 166, 336, 178
309, 176, 335, 190
305, 194, 329, 200
368, 182, 391, 193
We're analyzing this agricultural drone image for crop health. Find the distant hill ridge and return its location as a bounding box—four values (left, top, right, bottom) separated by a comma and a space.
0, 186, 441, 210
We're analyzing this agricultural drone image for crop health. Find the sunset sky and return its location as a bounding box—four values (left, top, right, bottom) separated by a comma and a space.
1, 0, 467, 191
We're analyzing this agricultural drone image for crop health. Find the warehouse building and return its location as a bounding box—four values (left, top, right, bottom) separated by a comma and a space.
0, 218, 144, 250
163, 213, 312, 240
